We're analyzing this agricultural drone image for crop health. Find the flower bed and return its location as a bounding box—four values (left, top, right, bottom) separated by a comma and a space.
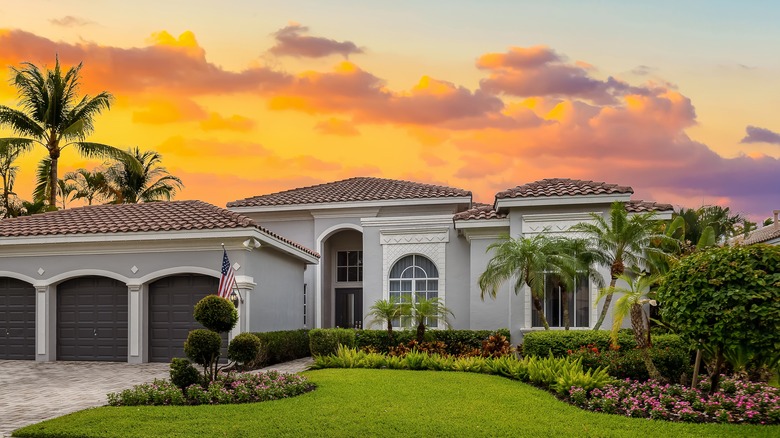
568, 376, 780, 425
107, 371, 314, 406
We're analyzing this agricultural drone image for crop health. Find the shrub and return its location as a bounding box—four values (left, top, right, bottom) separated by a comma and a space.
354, 329, 510, 355
184, 329, 222, 369
309, 328, 356, 356
193, 295, 238, 333
570, 344, 690, 382
252, 330, 310, 366
355, 329, 416, 353
482, 333, 512, 358
388, 340, 448, 357
228, 333, 262, 368
169, 358, 200, 390
522, 330, 686, 358
108, 371, 314, 406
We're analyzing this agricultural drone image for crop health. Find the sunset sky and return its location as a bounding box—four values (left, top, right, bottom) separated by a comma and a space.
1, 1, 779, 220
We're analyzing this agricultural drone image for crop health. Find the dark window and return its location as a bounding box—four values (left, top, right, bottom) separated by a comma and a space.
336, 251, 363, 282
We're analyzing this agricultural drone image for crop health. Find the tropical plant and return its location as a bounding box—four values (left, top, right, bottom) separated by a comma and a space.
0, 141, 23, 217
657, 244, 780, 393
104, 147, 183, 203
0, 57, 138, 207
558, 238, 606, 330
33, 158, 77, 209
366, 298, 401, 342
599, 270, 663, 380
63, 167, 110, 205
569, 201, 673, 330
478, 233, 575, 330
402, 296, 453, 343
672, 205, 753, 249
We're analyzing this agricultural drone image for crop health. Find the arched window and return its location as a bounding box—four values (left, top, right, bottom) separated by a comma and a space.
388, 254, 439, 327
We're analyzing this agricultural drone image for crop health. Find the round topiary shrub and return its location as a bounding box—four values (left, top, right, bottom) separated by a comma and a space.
228, 333, 262, 368
194, 295, 238, 333
184, 329, 223, 367
170, 358, 201, 389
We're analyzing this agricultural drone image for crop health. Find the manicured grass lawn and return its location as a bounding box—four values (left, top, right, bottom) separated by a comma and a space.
15, 369, 779, 438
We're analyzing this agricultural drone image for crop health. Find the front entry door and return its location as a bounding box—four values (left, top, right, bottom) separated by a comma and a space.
335, 288, 362, 328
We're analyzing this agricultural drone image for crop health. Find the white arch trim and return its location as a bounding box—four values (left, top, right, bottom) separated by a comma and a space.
315, 223, 364, 329
132, 266, 221, 286
0, 271, 39, 286
44, 269, 131, 286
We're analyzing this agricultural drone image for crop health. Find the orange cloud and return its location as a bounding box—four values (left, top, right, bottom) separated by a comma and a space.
131, 98, 208, 124
200, 113, 256, 132
314, 118, 360, 136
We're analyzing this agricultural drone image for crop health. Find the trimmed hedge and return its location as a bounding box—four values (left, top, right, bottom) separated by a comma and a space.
570, 345, 691, 383
251, 330, 310, 367
521, 330, 687, 358
351, 329, 511, 354
309, 328, 356, 356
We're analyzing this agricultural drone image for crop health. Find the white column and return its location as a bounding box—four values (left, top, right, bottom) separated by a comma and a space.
34, 285, 54, 361
127, 284, 144, 364
231, 276, 256, 340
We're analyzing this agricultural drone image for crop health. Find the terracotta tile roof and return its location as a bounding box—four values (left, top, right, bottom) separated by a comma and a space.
453, 205, 507, 221
0, 200, 319, 258
741, 223, 780, 245
625, 200, 674, 213
227, 177, 471, 208
496, 178, 633, 199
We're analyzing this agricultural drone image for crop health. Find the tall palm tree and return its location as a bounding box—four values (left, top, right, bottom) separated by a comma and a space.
366, 298, 401, 342
0, 57, 137, 207
105, 147, 183, 203
600, 271, 663, 381
478, 233, 575, 330
63, 168, 110, 205
401, 296, 453, 343
569, 202, 673, 330
33, 158, 77, 209
558, 238, 606, 330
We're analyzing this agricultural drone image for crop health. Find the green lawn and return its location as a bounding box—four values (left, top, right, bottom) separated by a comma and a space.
14, 369, 779, 438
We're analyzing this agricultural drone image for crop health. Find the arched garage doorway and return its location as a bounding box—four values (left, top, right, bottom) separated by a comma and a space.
148, 274, 226, 363
57, 276, 128, 361
0, 277, 36, 360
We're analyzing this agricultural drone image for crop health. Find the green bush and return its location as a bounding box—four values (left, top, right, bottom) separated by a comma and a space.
354, 329, 510, 354
252, 330, 310, 366
355, 330, 416, 352
169, 358, 200, 390
521, 330, 685, 358
184, 329, 222, 369
569, 345, 691, 382
309, 328, 356, 356
228, 333, 262, 367
193, 295, 238, 333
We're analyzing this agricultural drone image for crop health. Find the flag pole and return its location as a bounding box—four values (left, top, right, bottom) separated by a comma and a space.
222, 243, 243, 303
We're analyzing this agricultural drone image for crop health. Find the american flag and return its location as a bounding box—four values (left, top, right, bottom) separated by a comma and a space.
217, 248, 236, 298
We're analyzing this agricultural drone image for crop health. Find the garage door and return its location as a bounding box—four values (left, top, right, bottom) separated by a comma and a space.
57, 276, 128, 361
149, 274, 227, 363
0, 278, 36, 360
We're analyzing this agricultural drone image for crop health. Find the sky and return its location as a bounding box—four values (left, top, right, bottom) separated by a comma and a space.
0, 0, 779, 220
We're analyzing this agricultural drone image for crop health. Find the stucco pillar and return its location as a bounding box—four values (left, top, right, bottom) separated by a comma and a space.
231, 276, 256, 339
127, 284, 146, 364
34, 284, 54, 362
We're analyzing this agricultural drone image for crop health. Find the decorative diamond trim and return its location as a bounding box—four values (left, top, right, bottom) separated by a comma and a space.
232, 262, 241, 271
37, 267, 45, 276
131, 265, 139, 274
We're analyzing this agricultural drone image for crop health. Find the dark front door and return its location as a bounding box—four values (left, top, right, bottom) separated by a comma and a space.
0, 277, 36, 360
148, 274, 226, 363
57, 276, 128, 361
334, 288, 362, 329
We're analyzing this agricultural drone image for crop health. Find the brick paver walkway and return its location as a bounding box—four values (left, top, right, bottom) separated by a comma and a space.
0, 357, 313, 437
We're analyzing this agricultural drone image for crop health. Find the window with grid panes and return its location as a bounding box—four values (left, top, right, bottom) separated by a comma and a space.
531, 274, 590, 328
336, 251, 363, 282
388, 254, 439, 328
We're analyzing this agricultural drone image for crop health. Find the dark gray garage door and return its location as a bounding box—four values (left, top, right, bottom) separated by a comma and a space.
0, 278, 36, 360
57, 276, 128, 361
149, 274, 227, 363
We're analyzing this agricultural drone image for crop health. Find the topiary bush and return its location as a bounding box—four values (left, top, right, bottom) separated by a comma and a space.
184, 329, 223, 380
228, 333, 262, 369
193, 295, 238, 333
309, 328, 356, 356
170, 358, 200, 390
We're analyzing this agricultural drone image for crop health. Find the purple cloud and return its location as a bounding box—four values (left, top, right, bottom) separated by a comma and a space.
740, 125, 780, 145
269, 24, 363, 59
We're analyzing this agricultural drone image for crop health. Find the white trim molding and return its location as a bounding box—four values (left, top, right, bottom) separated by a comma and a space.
231, 197, 472, 214
315, 223, 364, 329
496, 193, 631, 209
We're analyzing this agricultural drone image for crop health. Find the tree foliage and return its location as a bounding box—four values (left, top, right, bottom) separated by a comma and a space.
657, 244, 780, 391
105, 146, 183, 203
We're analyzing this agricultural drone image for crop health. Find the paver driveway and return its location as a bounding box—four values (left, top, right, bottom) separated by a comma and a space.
0, 360, 169, 437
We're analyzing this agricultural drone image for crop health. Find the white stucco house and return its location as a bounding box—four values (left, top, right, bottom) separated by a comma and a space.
0, 177, 672, 363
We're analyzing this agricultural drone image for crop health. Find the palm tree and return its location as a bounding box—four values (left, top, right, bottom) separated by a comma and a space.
478, 233, 575, 330
105, 147, 183, 203
599, 271, 663, 381
569, 202, 672, 330
402, 296, 453, 343
366, 298, 401, 342
0, 141, 24, 217
63, 168, 110, 205
33, 158, 77, 209
0, 57, 138, 207
558, 238, 606, 330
